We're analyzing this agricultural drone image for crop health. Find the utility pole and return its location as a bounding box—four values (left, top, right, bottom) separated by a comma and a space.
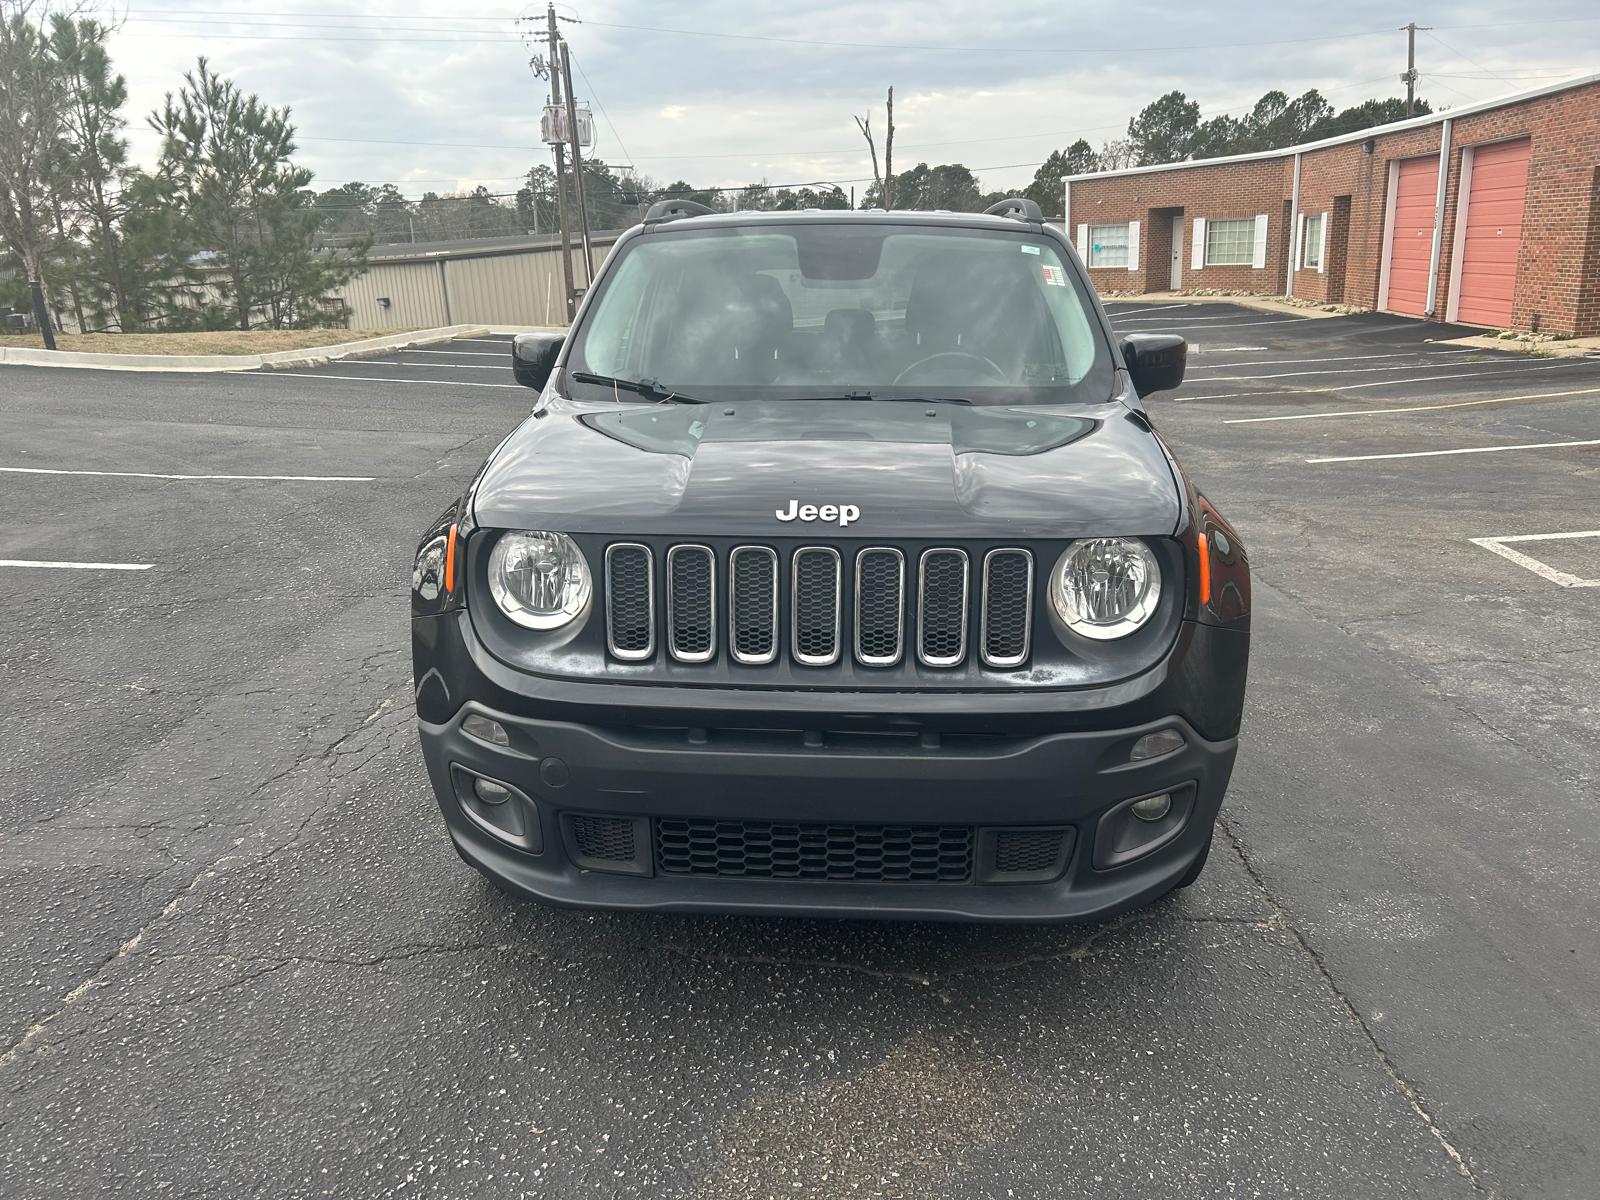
1400, 22, 1430, 118
561, 42, 596, 286
546, 3, 577, 320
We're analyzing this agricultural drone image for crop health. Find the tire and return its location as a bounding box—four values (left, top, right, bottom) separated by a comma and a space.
1172, 831, 1212, 890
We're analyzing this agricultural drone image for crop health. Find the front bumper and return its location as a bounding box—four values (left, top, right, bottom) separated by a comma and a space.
414, 610, 1246, 922
420, 704, 1235, 923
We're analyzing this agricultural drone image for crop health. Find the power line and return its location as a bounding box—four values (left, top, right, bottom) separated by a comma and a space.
569, 51, 634, 170
1423, 29, 1515, 87
119, 11, 1390, 52
291, 71, 1402, 164
115, 7, 1600, 51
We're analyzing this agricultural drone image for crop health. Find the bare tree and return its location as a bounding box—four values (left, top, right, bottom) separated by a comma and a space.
853, 87, 897, 210
0, 0, 67, 347
853, 109, 880, 206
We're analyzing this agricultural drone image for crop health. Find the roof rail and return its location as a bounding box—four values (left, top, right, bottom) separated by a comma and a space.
983, 197, 1044, 222
644, 198, 715, 224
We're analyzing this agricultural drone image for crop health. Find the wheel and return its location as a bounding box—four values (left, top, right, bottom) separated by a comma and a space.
1172, 831, 1212, 890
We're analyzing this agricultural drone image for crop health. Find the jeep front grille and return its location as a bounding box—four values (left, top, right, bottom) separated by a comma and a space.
604, 544, 654, 660
729, 546, 778, 665
602, 541, 1034, 670
917, 549, 969, 667
854, 547, 905, 666
791, 547, 842, 666
980, 549, 1034, 668
666, 545, 715, 662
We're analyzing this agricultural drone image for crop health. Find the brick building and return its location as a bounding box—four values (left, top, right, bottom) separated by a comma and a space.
1063, 74, 1600, 336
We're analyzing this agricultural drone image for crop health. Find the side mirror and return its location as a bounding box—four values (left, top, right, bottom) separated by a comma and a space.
1120, 333, 1187, 398
511, 332, 565, 390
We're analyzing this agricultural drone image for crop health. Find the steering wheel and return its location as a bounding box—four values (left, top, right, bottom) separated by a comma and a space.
892, 351, 1007, 387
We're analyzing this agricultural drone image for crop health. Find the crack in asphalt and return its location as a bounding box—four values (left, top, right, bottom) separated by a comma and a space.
1216, 817, 1491, 1196
0, 685, 406, 1072
1265, 571, 1593, 798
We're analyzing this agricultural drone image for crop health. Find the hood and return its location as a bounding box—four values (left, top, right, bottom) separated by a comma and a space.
471, 397, 1182, 539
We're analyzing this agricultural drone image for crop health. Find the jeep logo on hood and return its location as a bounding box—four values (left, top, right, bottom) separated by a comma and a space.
776, 500, 860, 528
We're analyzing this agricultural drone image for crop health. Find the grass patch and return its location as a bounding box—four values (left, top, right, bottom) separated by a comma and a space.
0, 329, 420, 356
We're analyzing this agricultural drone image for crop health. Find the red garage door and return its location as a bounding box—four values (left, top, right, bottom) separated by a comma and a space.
1384, 156, 1438, 316
1454, 138, 1531, 328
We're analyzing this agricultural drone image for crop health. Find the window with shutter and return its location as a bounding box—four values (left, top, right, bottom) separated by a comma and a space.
1302, 214, 1324, 269
1086, 223, 1129, 268
1204, 218, 1255, 266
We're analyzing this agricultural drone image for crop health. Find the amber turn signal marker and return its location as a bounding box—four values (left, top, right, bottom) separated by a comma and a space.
444, 524, 459, 593
1196, 531, 1211, 605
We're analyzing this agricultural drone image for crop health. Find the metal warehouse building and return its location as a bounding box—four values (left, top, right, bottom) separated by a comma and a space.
1063, 74, 1600, 336
331, 232, 619, 330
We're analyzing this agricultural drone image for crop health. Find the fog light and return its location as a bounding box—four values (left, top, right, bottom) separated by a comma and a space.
474, 778, 512, 805
1131, 793, 1172, 822
1130, 729, 1185, 761
462, 714, 510, 746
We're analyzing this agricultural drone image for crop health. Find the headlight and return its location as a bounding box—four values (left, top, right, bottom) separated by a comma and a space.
1049, 537, 1161, 640
488, 530, 591, 629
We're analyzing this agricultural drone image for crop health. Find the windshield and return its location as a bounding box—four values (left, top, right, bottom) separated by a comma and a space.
566, 222, 1115, 405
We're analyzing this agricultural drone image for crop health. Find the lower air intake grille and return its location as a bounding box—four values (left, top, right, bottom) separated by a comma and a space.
571, 814, 637, 862
655, 818, 973, 882
993, 829, 1067, 874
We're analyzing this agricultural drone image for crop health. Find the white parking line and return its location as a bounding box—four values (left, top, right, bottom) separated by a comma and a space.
1308, 438, 1600, 464
449, 338, 516, 345
1470, 531, 1600, 588
3, 558, 153, 571
1188, 346, 1269, 354
0, 466, 375, 481
1225, 384, 1600, 424
1195, 360, 1583, 401
1189, 349, 1479, 370
1161, 318, 1312, 330
1196, 355, 1555, 382
404, 349, 508, 358
1115, 312, 1301, 324
332, 359, 509, 371
1105, 303, 1193, 314
264, 371, 523, 390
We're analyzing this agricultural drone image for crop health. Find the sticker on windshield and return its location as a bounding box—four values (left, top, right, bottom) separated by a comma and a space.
1041, 264, 1067, 287
1021, 244, 1041, 255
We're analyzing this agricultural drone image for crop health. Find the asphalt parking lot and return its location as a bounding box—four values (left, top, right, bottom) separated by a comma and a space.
3, 309, 1597, 1198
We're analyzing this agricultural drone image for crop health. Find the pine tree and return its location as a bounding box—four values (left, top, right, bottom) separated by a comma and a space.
48, 15, 130, 329
0, 1, 65, 347
150, 58, 364, 330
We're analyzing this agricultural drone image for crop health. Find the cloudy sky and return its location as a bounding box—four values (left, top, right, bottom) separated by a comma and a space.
101, 0, 1600, 201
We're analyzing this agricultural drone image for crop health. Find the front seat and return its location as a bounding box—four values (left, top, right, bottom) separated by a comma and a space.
725, 273, 793, 384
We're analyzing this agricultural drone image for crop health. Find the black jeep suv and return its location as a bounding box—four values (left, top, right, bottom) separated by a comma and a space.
410, 198, 1249, 922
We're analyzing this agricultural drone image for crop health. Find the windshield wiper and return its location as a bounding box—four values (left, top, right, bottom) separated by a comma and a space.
568, 372, 707, 404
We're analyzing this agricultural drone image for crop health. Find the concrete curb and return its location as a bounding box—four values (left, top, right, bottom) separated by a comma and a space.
1100, 291, 1352, 320
1432, 332, 1600, 359
0, 324, 493, 374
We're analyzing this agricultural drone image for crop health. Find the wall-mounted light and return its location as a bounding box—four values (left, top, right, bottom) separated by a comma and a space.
377, 297, 392, 308
1362, 138, 1376, 154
